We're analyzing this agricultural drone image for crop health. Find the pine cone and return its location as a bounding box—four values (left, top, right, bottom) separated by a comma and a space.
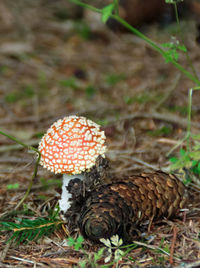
78, 171, 188, 242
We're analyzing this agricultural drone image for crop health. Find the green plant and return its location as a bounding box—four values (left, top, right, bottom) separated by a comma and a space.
161, 38, 187, 63
105, 73, 126, 86
170, 147, 200, 186
167, 86, 200, 185
168, 104, 188, 116
66, 234, 138, 267
74, 20, 91, 40
67, 235, 84, 250
158, 237, 170, 255
40, 177, 62, 190
7, 183, 20, 190
85, 85, 96, 97
5, 85, 35, 103
0, 209, 63, 244
147, 125, 172, 137
100, 234, 124, 263
67, 235, 106, 267
124, 91, 162, 105
60, 76, 78, 89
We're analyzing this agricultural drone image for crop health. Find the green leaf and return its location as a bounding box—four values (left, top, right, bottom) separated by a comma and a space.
100, 237, 111, 247
104, 250, 112, 263
74, 20, 91, 40
165, 0, 174, 3
169, 156, 178, 163
197, 162, 200, 173
114, 248, 124, 261
85, 85, 96, 97
79, 260, 87, 268
162, 42, 174, 49
162, 40, 187, 63
67, 235, 84, 250
111, 234, 123, 246
74, 235, 84, 250
191, 160, 198, 167
105, 73, 126, 86
165, 0, 184, 3
180, 148, 186, 156
192, 134, 200, 140
101, 4, 114, 23
60, 77, 78, 89
7, 183, 19, 190
189, 151, 200, 161
172, 49, 179, 61
5, 91, 18, 103
94, 247, 104, 262
67, 237, 75, 247
177, 45, 187, 52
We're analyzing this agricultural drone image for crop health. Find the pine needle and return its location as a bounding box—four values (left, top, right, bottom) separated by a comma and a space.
0, 217, 64, 244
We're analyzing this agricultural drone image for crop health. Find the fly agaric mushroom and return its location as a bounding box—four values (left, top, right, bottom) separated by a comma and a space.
38, 115, 106, 213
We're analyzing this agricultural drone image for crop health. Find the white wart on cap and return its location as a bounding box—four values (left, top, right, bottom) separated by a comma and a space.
38, 115, 106, 175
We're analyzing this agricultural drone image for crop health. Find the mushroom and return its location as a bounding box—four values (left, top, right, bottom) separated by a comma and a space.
38, 115, 106, 213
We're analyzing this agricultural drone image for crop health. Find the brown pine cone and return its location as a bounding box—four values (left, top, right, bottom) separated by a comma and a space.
78, 171, 188, 242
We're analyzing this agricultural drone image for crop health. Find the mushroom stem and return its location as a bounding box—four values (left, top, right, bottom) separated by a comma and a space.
59, 174, 84, 213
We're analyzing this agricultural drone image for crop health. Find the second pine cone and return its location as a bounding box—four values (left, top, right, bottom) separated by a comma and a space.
78, 171, 188, 242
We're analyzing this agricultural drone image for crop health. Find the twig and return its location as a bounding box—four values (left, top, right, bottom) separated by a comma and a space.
108, 112, 200, 129
166, 136, 187, 157
177, 260, 200, 268
132, 240, 180, 261
169, 225, 178, 265
0, 262, 16, 268
10, 256, 43, 266
61, 223, 70, 237
37, 257, 80, 265
119, 154, 170, 173
0, 239, 12, 262
157, 138, 185, 146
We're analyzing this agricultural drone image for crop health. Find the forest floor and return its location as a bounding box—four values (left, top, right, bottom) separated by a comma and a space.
0, 1, 200, 267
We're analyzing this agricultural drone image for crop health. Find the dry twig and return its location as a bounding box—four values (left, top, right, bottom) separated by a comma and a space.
169, 225, 178, 265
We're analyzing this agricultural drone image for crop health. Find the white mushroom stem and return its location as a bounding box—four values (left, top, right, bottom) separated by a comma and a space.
59, 174, 85, 213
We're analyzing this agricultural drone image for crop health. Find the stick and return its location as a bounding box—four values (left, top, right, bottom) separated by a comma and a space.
108, 112, 200, 129
0, 240, 12, 262
0, 130, 41, 210
169, 225, 178, 265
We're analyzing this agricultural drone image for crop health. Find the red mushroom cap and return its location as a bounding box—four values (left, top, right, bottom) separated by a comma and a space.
38, 115, 106, 175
